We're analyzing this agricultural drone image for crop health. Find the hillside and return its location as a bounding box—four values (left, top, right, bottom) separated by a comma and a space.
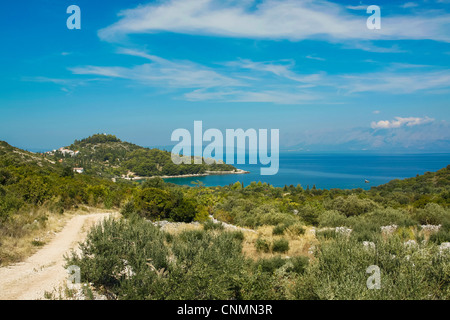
46, 134, 237, 179
0, 140, 133, 265
373, 165, 450, 194
0, 141, 56, 170
369, 165, 450, 208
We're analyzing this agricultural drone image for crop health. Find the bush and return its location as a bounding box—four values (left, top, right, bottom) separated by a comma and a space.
256, 256, 286, 273
297, 204, 320, 226
286, 256, 309, 274
134, 187, 174, 220
429, 229, 450, 245
318, 210, 347, 228
255, 238, 270, 253
272, 224, 287, 235
203, 219, 225, 231
316, 229, 338, 241
326, 195, 378, 217
415, 203, 450, 226
228, 231, 245, 242
120, 201, 136, 218
254, 255, 309, 275
66, 218, 249, 300
272, 238, 289, 253
292, 236, 450, 300
169, 198, 196, 223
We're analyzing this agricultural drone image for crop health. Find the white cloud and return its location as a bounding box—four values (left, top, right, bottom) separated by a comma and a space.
70, 50, 242, 89
98, 0, 450, 43
306, 55, 326, 61
66, 50, 450, 103
371, 116, 434, 129
348, 42, 406, 53
346, 5, 368, 11
224, 59, 323, 83
184, 88, 317, 104
340, 69, 450, 94
400, 2, 419, 9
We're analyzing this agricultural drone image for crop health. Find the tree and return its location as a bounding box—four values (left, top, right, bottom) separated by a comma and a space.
61, 166, 74, 178
135, 187, 174, 220
169, 198, 196, 223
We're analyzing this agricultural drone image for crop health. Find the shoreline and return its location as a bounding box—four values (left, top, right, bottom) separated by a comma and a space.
124, 169, 250, 181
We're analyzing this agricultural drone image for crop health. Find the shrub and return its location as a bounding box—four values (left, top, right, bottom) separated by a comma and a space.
316, 229, 337, 241
134, 187, 174, 220
256, 256, 286, 273
120, 201, 136, 218
228, 231, 245, 242
177, 229, 205, 242
203, 219, 225, 231
415, 203, 450, 226
297, 204, 320, 226
429, 229, 450, 245
318, 210, 347, 228
255, 238, 270, 253
292, 236, 450, 300
272, 224, 287, 235
326, 195, 378, 217
66, 218, 248, 300
286, 222, 305, 236
272, 238, 290, 253
285, 256, 309, 274
169, 198, 196, 223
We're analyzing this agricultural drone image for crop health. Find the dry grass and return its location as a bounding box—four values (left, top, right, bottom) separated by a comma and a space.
239, 225, 317, 260
155, 221, 319, 261
158, 223, 203, 234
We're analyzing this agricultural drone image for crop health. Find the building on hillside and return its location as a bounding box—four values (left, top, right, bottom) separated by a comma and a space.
58, 148, 79, 157
73, 167, 84, 174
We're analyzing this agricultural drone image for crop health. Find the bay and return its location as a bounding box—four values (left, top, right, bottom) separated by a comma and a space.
162, 153, 450, 190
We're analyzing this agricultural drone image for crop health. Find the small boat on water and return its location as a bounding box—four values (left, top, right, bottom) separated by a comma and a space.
365, 179, 370, 183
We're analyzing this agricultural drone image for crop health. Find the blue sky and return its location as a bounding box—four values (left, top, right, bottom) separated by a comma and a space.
0, 0, 449, 152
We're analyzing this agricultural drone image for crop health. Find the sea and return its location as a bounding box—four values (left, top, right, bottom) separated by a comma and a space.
162, 153, 450, 190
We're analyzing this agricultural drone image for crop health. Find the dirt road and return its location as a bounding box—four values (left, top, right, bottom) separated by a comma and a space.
0, 212, 113, 300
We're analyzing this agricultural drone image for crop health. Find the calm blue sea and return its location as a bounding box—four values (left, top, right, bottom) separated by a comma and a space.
163, 153, 450, 190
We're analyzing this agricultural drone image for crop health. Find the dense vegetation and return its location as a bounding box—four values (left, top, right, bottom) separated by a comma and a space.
0, 140, 136, 264
67, 165, 450, 300
1, 137, 449, 299
67, 213, 449, 300
48, 134, 236, 178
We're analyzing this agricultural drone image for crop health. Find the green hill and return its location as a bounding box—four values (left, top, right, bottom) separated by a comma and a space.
369, 165, 450, 208
47, 134, 236, 179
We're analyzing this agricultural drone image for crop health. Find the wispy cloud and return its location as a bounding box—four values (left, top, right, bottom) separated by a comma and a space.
98, 0, 450, 43
184, 88, 318, 104
371, 116, 434, 129
66, 47, 450, 103
346, 5, 368, 11
70, 50, 242, 89
224, 59, 323, 83
346, 42, 406, 53
341, 69, 450, 94
21, 76, 105, 93
400, 2, 419, 9
306, 55, 326, 61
